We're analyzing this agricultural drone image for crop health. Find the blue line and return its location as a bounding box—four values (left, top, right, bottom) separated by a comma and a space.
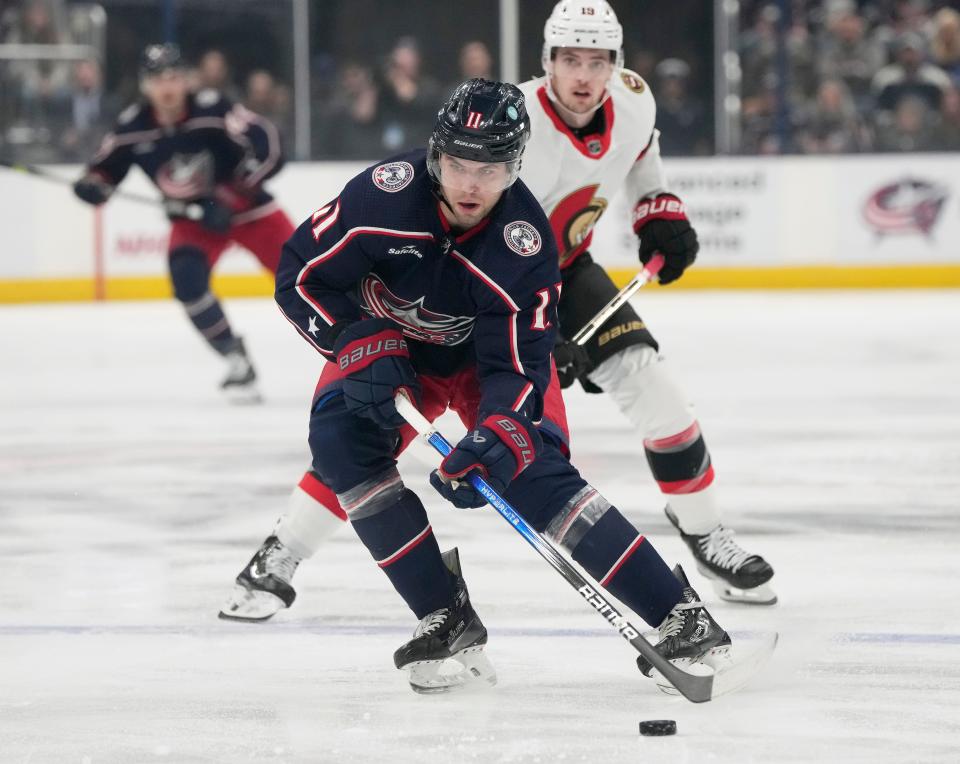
0, 624, 957, 645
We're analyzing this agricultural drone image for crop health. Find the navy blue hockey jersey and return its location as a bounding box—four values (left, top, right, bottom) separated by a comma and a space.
276, 150, 562, 423
86, 89, 284, 219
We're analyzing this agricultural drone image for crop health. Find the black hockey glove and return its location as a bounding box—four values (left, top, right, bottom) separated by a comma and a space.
198, 198, 233, 233
333, 318, 419, 429
430, 409, 542, 509
73, 173, 114, 206
162, 198, 233, 233
633, 193, 699, 285
553, 339, 592, 389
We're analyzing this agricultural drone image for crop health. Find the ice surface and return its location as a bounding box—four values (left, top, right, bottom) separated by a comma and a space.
2, 291, 959, 763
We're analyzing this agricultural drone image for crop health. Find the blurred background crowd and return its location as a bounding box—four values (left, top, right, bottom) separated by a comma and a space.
1, 0, 958, 164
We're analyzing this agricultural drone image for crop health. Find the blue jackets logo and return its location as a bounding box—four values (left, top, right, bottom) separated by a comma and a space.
360, 274, 474, 345
372, 161, 415, 193
863, 179, 948, 237
504, 221, 542, 256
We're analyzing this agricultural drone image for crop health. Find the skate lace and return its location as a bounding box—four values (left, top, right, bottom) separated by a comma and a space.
414, 609, 449, 637
659, 601, 699, 640
698, 525, 752, 572
259, 540, 299, 581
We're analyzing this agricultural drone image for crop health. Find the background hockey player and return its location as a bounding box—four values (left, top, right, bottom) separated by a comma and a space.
517, 0, 776, 605
253, 78, 733, 692
72, 43, 293, 402
220, 0, 776, 619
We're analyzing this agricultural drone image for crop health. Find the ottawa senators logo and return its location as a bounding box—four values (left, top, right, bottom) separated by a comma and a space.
620, 70, 646, 94
548, 185, 608, 266
372, 161, 415, 193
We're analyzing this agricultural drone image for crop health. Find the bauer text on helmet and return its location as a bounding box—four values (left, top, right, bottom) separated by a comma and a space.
428, 78, 530, 210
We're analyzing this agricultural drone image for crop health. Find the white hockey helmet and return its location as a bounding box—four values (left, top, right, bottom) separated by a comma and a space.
541, 0, 625, 71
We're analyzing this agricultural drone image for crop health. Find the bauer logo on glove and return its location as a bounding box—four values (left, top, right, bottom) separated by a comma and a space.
338, 336, 409, 372
430, 410, 542, 509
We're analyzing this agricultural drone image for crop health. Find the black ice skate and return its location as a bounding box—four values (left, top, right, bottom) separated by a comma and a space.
393, 547, 496, 694
637, 565, 732, 693
219, 535, 300, 621
666, 505, 777, 605
220, 337, 262, 404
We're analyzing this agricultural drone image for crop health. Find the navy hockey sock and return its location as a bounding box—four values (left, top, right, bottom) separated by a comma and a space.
340, 472, 454, 619
169, 247, 237, 355
546, 487, 682, 627
183, 291, 238, 355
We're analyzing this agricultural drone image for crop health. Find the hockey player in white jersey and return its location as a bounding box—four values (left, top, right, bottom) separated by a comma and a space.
219, 0, 776, 623
518, 0, 776, 606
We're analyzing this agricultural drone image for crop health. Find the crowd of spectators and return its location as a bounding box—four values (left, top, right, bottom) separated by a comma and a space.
740, 0, 960, 153
312, 37, 495, 159
0, 0, 294, 163
3, 0, 960, 162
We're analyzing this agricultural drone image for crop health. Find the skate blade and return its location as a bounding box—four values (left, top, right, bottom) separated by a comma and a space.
218, 585, 285, 622
710, 631, 778, 698
696, 564, 778, 605
710, 578, 778, 606
405, 647, 497, 694
652, 646, 730, 696
654, 632, 779, 698
222, 384, 264, 405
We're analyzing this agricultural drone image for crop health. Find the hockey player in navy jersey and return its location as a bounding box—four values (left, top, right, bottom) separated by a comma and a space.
72, 44, 293, 402
221, 1, 774, 615
231, 79, 732, 692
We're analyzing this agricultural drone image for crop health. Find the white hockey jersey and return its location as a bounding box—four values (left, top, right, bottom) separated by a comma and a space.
519, 70, 669, 268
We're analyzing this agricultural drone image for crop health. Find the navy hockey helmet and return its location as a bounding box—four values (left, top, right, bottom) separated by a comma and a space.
139, 43, 185, 79
428, 78, 531, 192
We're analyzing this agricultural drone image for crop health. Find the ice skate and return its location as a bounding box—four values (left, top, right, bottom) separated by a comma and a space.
220, 337, 262, 405
666, 505, 777, 605
219, 535, 300, 621
393, 548, 496, 694
637, 565, 732, 693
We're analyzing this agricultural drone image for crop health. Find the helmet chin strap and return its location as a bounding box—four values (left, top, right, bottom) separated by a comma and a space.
544, 67, 613, 126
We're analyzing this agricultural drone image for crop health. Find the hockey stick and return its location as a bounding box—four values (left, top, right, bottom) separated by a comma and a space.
0, 158, 203, 220
569, 253, 664, 346
395, 391, 720, 703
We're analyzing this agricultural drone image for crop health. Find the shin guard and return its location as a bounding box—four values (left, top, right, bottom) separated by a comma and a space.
546, 487, 683, 627
340, 469, 454, 618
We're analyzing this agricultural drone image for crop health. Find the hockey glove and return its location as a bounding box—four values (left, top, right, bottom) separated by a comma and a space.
73, 173, 114, 206
333, 318, 419, 429
430, 409, 542, 509
553, 339, 592, 389
198, 198, 233, 233
633, 193, 699, 285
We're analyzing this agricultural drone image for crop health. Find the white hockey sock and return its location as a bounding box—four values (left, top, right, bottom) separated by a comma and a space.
587, 346, 722, 535
275, 474, 347, 559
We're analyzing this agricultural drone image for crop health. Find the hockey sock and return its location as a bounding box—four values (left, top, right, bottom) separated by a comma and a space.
644, 422, 719, 534
546, 487, 683, 627
588, 346, 722, 534
275, 471, 348, 559
339, 469, 454, 618
182, 290, 238, 355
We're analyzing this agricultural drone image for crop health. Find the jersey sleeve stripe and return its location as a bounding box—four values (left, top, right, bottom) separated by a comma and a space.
242, 111, 282, 186
447, 249, 525, 375
511, 381, 534, 412
635, 130, 655, 162
294, 226, 436, 331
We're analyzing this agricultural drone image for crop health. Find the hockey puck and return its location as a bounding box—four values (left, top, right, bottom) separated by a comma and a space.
639, 719, 677, 736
